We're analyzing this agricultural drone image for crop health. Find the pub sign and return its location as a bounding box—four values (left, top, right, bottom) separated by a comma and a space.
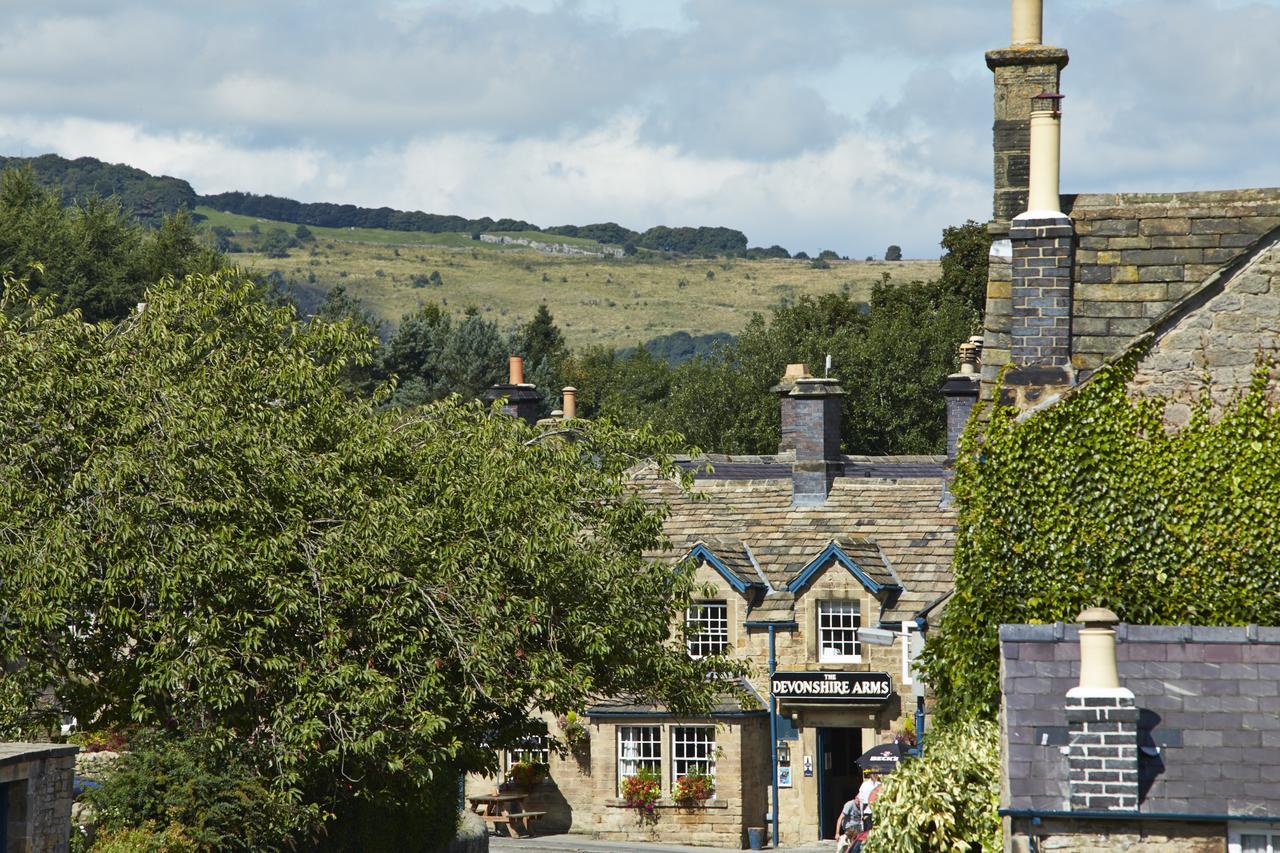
770, 671, 893, 703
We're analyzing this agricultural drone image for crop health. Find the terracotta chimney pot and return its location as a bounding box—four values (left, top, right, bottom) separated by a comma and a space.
508, 356, 525, 386
562, 387, 577, 420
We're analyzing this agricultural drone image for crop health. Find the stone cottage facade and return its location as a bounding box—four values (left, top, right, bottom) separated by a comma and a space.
981, 2, 1280, 415
466, 365, 972, 848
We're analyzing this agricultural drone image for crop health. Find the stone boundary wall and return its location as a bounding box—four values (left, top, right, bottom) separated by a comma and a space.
479, 233, 626, 258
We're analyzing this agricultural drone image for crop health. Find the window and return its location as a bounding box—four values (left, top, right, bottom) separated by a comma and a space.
618, 726, 661, 790
672, 726, 716, 784
506, 735, 549, 768
817, 599, 861, 662
1231, 824, 1280, 853
686, 600, 729, 658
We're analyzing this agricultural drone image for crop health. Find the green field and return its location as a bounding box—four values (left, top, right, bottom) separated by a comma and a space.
202, 208, 941, 350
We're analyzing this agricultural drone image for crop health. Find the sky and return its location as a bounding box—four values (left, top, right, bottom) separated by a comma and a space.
1, 0, 1277, 258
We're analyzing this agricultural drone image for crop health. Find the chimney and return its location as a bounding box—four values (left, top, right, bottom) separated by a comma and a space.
986, 0, 1068, 225
1011, 0, 1043, 46
482, 355, 544, 425
786, 376, 845, 507
1002, 90, 1075, 407
772, 363, 810, 454
941, 337, 982, 461
561, 386, 577, 420
1065, 607, 1139, 812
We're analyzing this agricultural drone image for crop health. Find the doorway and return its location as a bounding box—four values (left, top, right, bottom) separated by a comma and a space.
817, 727, 862, 841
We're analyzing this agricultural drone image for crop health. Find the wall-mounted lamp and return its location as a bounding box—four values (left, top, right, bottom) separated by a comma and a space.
777, 741, 791, 766
858, 627, 896, 646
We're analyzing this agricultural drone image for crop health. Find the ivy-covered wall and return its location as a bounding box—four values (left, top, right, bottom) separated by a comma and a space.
921, 352, 1280, 724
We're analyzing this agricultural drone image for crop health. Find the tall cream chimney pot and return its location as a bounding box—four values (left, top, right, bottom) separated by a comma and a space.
1076, 607, 1121, 690
562, 386, 577, 420
1011, 0, 1043, 46
508, 356, 525, 385
1027, 95, 1063, 215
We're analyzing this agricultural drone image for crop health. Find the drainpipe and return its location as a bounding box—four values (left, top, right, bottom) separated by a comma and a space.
769, 626, 780, 848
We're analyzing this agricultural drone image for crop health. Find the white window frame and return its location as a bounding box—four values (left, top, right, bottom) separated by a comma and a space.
686, 600, 729, 659
671, 726, 716, 794
506, 735, 550, 769
817, 599, 861, 663
1229, 822, 1280, 853
617, 726, 662, 794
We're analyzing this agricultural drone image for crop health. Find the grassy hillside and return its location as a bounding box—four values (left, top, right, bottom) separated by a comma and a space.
201, 208, 940, 350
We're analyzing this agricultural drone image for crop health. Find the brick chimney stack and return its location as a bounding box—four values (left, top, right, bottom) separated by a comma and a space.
773, 367, 845, 507
483, 355, 544, 425
1066, 607, 1139, 812
941, 337, 982, 462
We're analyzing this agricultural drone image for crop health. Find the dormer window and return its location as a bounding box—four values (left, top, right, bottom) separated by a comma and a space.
686, 600, 729, 658
817, 600, 861, 662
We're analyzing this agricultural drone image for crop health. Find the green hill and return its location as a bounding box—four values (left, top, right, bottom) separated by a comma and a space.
214, 208, 940, 350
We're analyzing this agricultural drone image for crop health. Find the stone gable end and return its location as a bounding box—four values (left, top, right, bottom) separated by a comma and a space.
1128, 235, 1280, 425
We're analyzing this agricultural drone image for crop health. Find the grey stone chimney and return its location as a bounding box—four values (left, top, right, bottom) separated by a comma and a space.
1066, 607, 1139, 812
483, 356, 544, 425
941, 336, 982, 461
775, 368, 845, 507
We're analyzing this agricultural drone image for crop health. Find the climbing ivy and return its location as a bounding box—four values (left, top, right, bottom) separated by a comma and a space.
922, 350, 1280, 724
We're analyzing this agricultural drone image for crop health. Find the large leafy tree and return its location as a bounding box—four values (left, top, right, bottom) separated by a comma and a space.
0, 271, 742, 846
0, 167, 220, 321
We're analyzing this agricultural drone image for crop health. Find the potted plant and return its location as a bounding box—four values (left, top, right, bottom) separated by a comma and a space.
559, 711, 589, 753
506, 759, 549, 790
621, 767, 661, 822
673, 770, 715, 804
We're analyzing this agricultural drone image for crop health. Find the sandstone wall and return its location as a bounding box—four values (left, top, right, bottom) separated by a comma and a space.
1007, 818, 1225, 853
1128, 237, 1280, 425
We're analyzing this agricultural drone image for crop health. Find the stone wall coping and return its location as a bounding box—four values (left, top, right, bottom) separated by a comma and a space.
1066, 187, 1280, 211
0, 743, 78, 767
1001, 623, 1280, 643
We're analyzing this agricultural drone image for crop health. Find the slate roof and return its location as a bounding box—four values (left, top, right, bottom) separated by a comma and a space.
1001, 623, 1280, 818
640, 457, 957, 625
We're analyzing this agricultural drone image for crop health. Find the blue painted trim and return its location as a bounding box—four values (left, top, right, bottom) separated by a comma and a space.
745, 620, 798, 628
1001, 808, 1280, 824
786, 542, 888, 595
586, 709, 768, 719
687, 543, 752, 594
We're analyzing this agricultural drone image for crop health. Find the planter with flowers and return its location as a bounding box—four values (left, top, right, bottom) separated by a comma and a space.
506, 759, 549, 791
621, 768, 661, 824
558, 711, 589, 756
673, 771, 715, 805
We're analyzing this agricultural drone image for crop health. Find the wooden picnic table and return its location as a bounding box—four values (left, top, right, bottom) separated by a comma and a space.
468, 792, 546, 838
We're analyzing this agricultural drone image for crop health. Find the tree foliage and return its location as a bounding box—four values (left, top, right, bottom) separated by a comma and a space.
0, 271, 744, 846
651, 280, 977, 455
863, 720, 1001, 853
921, 354, 1280, 725
0, 169, 220, 321
938, 220, 990, 314
0, 154, 197, 227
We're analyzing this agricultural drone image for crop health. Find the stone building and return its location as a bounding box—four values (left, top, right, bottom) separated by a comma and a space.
0, 743, 77, 853
1000, 611, 1280, 852
982, 0, 1280, 416
466, 363, 974, 848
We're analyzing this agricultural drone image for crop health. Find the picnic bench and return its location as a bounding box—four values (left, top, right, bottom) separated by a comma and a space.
468, 793, 547, 838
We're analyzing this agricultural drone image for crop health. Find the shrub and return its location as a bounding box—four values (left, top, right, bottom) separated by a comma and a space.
90, 822, 195, 853
558, 711, 589, 752
863, 720, 1000, 853
85, 732, 312, 851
